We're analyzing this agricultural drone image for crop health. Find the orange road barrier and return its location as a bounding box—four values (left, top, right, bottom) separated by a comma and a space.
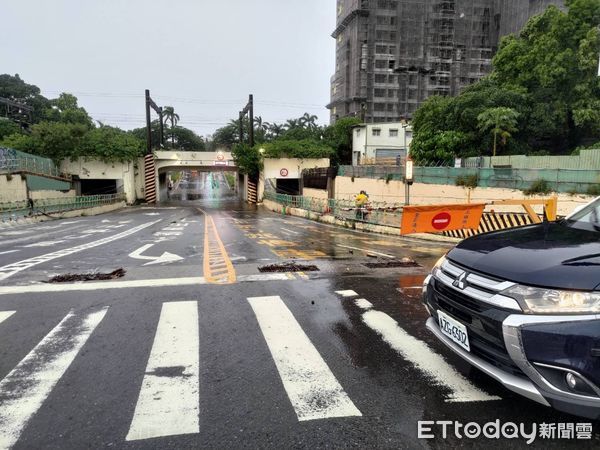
401, 203, 486, 235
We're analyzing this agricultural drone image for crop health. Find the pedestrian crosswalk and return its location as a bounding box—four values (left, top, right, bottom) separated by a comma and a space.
0, 291, 500, 448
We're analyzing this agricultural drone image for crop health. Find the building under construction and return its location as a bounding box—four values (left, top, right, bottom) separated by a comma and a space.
327, 0, 564, 123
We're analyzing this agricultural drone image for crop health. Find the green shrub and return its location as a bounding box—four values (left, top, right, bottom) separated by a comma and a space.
524, 179, 552, 195
587, 184, 600, 196
455, 174, 478, 189
385, 173, 394, 184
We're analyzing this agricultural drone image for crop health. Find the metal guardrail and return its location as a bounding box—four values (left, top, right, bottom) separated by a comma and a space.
264, 192, 404, 228
0, 157, 66, 179
0, 193, 125, 223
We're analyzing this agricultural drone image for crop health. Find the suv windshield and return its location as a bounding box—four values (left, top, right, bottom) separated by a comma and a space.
564, 197, 600, 232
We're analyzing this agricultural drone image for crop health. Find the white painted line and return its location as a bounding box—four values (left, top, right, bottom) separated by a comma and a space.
0, 273, 295, 296
280, 227, 300, 235
335, 290, 358, 297
0, 307, 108, 449
248, 296, 361, 421
126, 301, 199, 441
0, 310, 16, 324
361, 309, 499, 403
237, 273, 290, 282
0, 220, 160, 282
229, 256, 247, 262
22, 240, 66, 248
355, 299, 374, 310
0, 250, 19, 256
337, 244, 395, 259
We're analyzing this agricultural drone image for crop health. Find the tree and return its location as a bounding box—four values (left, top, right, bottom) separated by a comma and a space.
168, 126, 205, 151
477, 107, 520, 156
44, 93, 94, 128
299, 113, 318, 130
0, 74, 51, 123
162, 106, 180, 147
78, 125, 144, 162
0, 118, 22, 140
322, 116, 361, 165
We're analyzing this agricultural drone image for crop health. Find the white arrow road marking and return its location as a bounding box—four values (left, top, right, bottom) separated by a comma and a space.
128, 244, 184, 266
0, 220, 160, 281
359, 308, 500, 403
0, 307, 108, 450
248, 296, 362, 421
126, 301, 199, 441
0, 310, 15, 325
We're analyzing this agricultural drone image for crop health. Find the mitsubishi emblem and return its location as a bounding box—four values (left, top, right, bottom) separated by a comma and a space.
453, 272, 468, 290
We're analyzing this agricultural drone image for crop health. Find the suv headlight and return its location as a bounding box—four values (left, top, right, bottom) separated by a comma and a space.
503, 285, 600, 314
431, 255, 446, 275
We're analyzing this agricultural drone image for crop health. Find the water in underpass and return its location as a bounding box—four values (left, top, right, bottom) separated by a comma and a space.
161, 170, 238, 203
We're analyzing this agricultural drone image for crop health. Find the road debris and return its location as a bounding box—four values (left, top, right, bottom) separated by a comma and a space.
258, 262, 319, 273
47, 268, 126, 283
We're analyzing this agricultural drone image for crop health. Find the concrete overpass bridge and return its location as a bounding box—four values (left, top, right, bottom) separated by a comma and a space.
145, 151, 241, 203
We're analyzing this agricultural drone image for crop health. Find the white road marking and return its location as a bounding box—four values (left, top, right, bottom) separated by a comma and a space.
355, 299, 374, 310
0, 220, 160, 282
0, 310, 16, 324
0, 307, 108, 449
0, 250, 20, 255
0, 230, 32, 236
144, 213, 161, 216
153, 231, 182, 237
280, 227, 300, 235
335, 290, 358, 297
361, 309, 499, 403
248, 296, 362, 421
22, 240, 66, 248
82, 229, 110, 234
126, 301, 199, 441
229, 256, 247, 262
0, 274, 294, 295
337, 244, 395, 259
128, 244, 184, 266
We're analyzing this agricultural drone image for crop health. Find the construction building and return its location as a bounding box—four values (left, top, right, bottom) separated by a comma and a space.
327, 0, 565, 123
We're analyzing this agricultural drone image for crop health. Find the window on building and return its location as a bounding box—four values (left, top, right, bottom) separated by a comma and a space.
388, 89, 397, 98
389, 129, 399, 137
388, 60, 396, 70
375, 74, 387, 83
374, 88, 385, 97
374, 103, 386, 112
356, 129, 361, 136
376, 45, 387, 54
372, 128, 381, 136
375, 60, 387, 69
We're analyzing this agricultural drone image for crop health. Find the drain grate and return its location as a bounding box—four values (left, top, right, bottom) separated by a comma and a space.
47, 268, 126, 283
258, 262, 319, 273
363, 259, 420, 269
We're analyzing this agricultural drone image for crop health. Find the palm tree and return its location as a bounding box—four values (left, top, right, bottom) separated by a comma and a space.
285, 118, 301, 130
477, 107, 519, 157
299, 112, 318, 129
162, 106, 180, 147
268, 123, 285, 139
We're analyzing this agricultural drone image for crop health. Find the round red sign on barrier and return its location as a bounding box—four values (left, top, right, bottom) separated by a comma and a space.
216, 153, 224, 161
431, 212, 451, 230
280, 168, 289, 177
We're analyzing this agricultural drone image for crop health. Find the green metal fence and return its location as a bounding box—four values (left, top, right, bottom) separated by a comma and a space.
337, 165, 600, 194
264, 191, 404, 228
0, 194, 125, 223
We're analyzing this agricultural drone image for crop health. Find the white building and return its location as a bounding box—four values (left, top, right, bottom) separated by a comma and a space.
351, 122, 412, 166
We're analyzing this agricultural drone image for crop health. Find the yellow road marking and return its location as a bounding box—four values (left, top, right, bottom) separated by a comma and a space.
199, 208, 236, 284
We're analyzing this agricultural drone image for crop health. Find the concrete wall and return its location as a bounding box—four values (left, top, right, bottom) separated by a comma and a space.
263, 158, 330, 180
61, 158, 137, 204
335, 176, 593, 216
0, 174, 27, 202
303, 188, 329, 200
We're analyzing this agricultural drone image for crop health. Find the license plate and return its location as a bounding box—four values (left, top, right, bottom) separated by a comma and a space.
438, 310, 470, 352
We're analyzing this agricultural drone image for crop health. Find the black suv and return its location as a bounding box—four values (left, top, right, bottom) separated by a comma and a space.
423, 197, 600, 418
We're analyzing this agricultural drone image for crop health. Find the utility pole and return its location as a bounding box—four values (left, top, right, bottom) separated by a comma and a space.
158, 107, 165, 148
144, 89, 165, 154
248, 94, 254, 147
238, 111, 244, 143
239, 94, 254, 146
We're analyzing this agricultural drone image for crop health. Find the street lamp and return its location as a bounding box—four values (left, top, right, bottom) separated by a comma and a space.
404, 155, 414, 206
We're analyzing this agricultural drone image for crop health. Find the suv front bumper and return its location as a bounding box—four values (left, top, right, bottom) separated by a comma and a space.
424, 274, 600, 419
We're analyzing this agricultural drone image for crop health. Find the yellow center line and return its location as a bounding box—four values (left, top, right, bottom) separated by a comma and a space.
198, 208, 236, 285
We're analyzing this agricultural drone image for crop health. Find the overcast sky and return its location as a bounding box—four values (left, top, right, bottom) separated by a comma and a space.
1, 0, 336, 137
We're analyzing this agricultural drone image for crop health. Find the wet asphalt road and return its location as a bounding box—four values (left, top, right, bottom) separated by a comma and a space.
0, 199, 598, 449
